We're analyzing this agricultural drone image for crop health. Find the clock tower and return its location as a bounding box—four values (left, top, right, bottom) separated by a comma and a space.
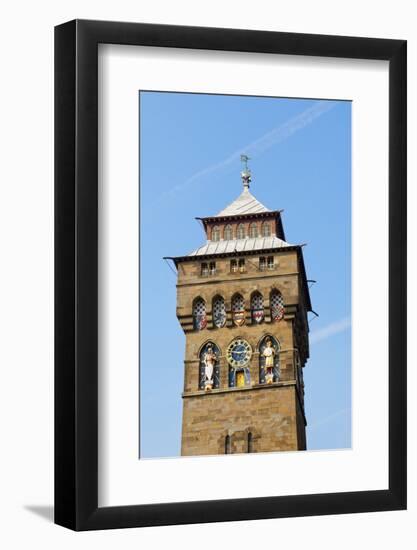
166, 158, 312, 455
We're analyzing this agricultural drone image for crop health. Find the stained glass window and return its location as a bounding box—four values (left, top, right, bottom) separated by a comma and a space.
212, 225, 220, 241
262, 222, 271, 237
224, 224, 233, 240
230, 259, 238, 273
251, 292, 264, 323
193, 298, 207, 330
259, 256, 266, 271
249, 222, 258, 238
270, 290, 284, 322
236, 223, 245, 239
225, 435, 231, 454
267, 256, 274, 269
259, 335, 280, 384
212, 296, 226, 328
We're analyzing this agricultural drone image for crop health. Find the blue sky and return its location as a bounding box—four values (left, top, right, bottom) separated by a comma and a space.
139, 91, 351, 458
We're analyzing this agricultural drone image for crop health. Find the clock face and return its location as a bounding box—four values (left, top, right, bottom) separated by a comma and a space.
226, 339, 252, 368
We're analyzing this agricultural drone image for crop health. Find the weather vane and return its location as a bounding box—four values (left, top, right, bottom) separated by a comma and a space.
240, 154, 252, 190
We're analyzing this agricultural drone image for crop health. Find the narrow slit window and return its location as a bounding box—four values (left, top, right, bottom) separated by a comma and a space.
247, 432, 253, 453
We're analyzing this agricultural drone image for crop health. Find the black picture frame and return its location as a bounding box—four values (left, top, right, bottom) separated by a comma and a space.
55, 19, 407, 531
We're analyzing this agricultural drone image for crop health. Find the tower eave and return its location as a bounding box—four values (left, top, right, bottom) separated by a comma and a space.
196, 209, 283, 224
164, 245, 296, 266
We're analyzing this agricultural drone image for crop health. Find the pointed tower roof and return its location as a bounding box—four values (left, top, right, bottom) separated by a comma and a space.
164, 156, 312, 312
187, 158, 290, 254
215, 187, 270, 217
207, 155, 271, 218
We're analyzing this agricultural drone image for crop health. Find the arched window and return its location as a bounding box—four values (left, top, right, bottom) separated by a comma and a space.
251, 292, 264, 323
249, 222, 258, 238
236, 223, 245, 239
270, 290, 284, 322
193, 298, 207, 330
232, 293, 245, 326
225, 434, 231, 454
212, 296, 226, 328
212, 225, 220, 242
261, 222, 271, 237
224, 224, 233, 240
199, 341, 220, 390
259, 335, 280, 384
247, 432, 253, 453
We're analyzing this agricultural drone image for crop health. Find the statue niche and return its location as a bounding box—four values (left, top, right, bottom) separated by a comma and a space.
199, 342, 220, 391
259, 336, 280, 384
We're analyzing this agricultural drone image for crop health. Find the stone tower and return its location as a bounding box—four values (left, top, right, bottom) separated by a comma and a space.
167, 160, 312, 456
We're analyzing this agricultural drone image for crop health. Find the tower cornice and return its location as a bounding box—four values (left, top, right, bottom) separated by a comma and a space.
164, 244, 301, 264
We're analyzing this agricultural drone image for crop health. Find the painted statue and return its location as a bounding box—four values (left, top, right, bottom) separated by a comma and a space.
203, 346, 217, 390
263, 339, 276, 384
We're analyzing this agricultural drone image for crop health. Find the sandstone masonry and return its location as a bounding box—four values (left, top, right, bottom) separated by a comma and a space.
167, 167, 312, 456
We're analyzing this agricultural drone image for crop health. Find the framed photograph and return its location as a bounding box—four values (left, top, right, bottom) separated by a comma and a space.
55, 20, 406, 530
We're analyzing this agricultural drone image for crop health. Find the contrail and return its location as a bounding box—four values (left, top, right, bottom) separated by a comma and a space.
308, 408, 351, 431
158, 100, 336, 202
309, 317, 351, 344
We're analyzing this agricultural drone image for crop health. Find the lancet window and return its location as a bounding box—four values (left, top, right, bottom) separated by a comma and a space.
212, 296, 226, 328
250, 292, 264, 324
193, 298, 207, 330
270, 290, 284, 322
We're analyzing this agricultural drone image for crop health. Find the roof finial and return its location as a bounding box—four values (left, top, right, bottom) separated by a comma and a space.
240, 154, 251, 190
